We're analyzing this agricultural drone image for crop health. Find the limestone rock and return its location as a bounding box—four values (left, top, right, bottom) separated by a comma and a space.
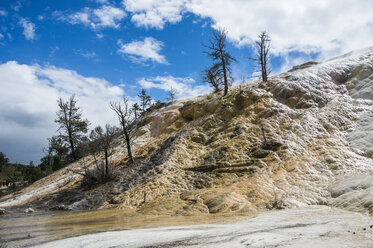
24, 208, 34, 213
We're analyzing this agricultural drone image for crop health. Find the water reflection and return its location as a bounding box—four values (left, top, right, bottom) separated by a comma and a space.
0, 209, 250, 247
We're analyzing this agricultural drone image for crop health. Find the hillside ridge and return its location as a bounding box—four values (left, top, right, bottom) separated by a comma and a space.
1, 48, 373, 216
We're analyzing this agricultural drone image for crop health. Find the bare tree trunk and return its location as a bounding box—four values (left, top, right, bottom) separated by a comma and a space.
104, 149, 109, 177
122, 124, 134, 164
111, 98, 134, 165
221, 54, 228, 96
68, 132, 76, 160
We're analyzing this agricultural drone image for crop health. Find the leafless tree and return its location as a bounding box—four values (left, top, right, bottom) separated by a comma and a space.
203, 27, 236, 96
89, 124, 116, 177
167, 87, 177, 103
110, 98, 134, 164
55, 95, 89, 161
250, 31, 271, 82
202, 67, 221, 93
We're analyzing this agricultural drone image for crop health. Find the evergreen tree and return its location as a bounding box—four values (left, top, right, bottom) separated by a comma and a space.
131, 103, 142, 119
0, 152, 9, 173
138, 89, 152, 112
55, 95, 89, 161
2, 163, 22, 193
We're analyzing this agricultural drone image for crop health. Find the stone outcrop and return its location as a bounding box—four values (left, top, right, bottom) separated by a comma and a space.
1, 48, 373, 216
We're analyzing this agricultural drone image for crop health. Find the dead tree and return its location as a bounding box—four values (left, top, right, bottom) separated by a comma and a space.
89, 124, 116, 177
110, 98, 134, 164
250, 31, 271, 82
202, 67, 221, 93
167, 87, 177, 103
203, 27, 236, 96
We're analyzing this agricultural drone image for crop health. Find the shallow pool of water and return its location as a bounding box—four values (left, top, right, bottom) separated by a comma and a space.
0, 209, 250, 247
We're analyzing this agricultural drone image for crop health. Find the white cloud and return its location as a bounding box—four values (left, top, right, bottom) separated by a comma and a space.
118, 37, 168, 64
0, 10, 7, 16
18, 18, 36, 40
0, 33, 4, 39
56, 5, 126, 29
11, 1, 22, 12
76, 50, 97, 58
66, 8, 91, 26
123, 0, 186, 29
123, 0, 373, 61
138, 75, 210, 99
0, 61, 124, 163
92, 5, 127, 28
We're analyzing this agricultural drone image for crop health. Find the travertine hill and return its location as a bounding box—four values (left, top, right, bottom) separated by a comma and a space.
1, 48, 372, 216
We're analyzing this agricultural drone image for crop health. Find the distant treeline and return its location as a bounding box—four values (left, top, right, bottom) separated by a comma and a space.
0, 152, 44, 195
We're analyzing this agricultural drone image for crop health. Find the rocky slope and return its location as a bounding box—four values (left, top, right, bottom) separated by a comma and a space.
1, 47, 372, 216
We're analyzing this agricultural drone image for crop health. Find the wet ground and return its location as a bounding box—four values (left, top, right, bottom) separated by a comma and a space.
0, 208, 249, 247
34, 206, 373, 248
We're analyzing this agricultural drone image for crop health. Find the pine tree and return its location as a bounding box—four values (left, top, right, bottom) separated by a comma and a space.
131, 103, 142, 119
0, 152, 9, 173
138, 88, 152, 112
55, 95, 89, 161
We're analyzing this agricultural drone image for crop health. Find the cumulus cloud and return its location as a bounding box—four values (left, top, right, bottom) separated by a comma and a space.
56, 5, 126, 29
18, 18, 36, 40
64, 8, 91, 26
0, 10, 7, 16
138, 75, 210, 99
123, 0, 186, 29
123, 0, 373, 63
118, 37, 168, 64
92, 5, 127, 28
0, 61, 124, 163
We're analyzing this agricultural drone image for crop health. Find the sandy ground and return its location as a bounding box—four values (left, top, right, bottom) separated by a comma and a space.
35, 206, 373, 248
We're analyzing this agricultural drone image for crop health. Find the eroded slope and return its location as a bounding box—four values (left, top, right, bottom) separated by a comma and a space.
1, 48, 373, 216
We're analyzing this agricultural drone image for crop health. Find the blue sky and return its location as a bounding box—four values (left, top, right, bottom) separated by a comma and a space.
1, 0, 373, 164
